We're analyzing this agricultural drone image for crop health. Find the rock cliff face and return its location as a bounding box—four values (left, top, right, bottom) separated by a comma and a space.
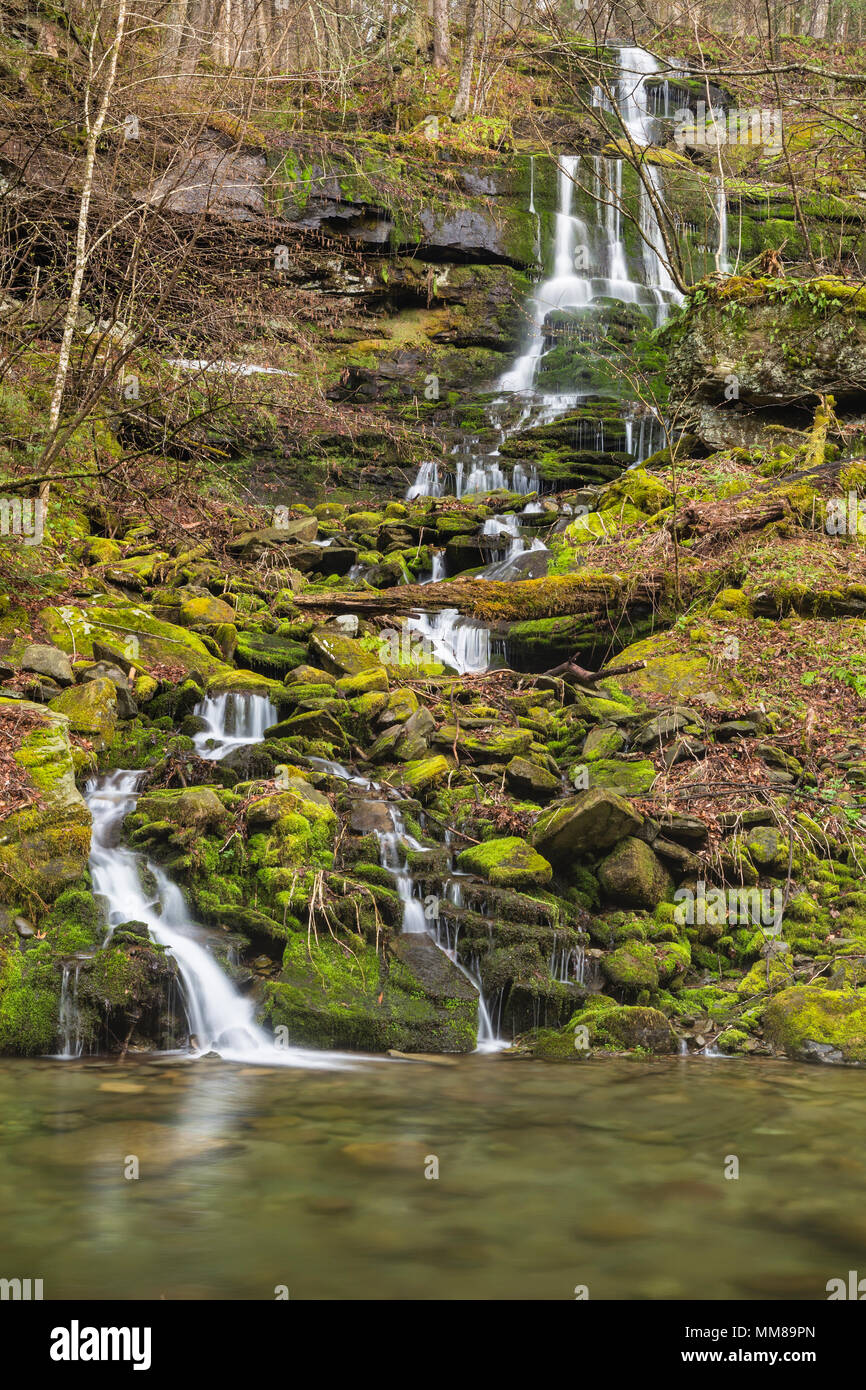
664, 276, 866, 448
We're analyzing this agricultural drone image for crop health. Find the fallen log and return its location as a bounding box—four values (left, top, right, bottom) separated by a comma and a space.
293, 572, 663, 622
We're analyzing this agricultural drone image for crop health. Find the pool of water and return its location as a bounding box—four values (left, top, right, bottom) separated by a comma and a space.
0, 1054, 861, 1300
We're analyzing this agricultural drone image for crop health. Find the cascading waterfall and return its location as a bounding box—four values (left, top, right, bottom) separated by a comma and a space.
406, 460, 445, 500
616, 45, 659, 145
318, 760, 504, 1049
714, 175, 729, 272
193, 692, 277, 761
74, 766, 351, 1068
406, 608, 492, 675
377, 805, 429, 935
405, 46, 709, 502
58, 963, 84, 1058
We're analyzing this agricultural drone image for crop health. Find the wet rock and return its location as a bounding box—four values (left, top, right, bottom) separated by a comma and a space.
349, 800, 395, 834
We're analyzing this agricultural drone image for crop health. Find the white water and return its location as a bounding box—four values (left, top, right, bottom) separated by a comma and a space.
193, 692, 278, 760
77, 770, 352, 1067
372, 804, 506, 1050
58, 963, 84, 1058
616, 46, 659, 145
407, 608, 492, 674
406, 460, 445, 500
377, 804, 429, 935
404, 47, 716, 503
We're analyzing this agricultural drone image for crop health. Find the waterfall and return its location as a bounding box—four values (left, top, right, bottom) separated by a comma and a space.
478, 513, 547, 579
407, 608, 492, 674
370, 802, 505, 1049
193, 692, 277, 761
407, 66, 686, 501
433, 878, 507, 1052
616, 45, 659, 145
58, 963, 84, 1058
406, 460, 444, 501
80, 770, 349, 1067
377, 805, 429, 935
500, 154, 589, 395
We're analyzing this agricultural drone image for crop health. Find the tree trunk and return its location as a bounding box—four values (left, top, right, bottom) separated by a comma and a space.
450, 0, 480, 119
432, 0, 450, 68
43, 0, 129, 514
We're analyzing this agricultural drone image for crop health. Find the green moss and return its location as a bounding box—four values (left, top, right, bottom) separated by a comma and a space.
457, 836, 553, 888
765, 985, 866, 1062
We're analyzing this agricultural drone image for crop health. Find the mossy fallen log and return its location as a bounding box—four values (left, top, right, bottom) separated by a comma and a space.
293, 571, 663, 621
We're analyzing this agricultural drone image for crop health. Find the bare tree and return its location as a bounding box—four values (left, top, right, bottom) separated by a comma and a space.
433, 0, 451, 68
44, 0, 129, 512
451, 0, 481, 118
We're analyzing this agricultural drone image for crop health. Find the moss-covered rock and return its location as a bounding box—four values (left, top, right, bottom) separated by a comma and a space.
532, 788, 642, 861
764, 985, 866, 1063
264, 932, 478, 1052
0, 703, 92, 908
597, 837, 673, 910
504, 756, 560, 800
600, 941, 660, 993
457, 837, 553, 889
49, 677, 118, 747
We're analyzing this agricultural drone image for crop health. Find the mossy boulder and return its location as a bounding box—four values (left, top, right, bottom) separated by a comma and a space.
309, 628, 380, 676
505, 756, 560, 800
605, 632, 742, 707
175, 589, 237, 628
584, 758, 656, 796
568, 1002, 677, 1053
597, 837, 673, 910
41, 602, 225, 680
457, 837, 553, 889
234, 631, 307, 679
0, 703, 92, 907
401, 755, 450, 793
265, 933, 478, 1052
764, 985, 866, 1063
336, 667, 389, 696
49, 677, 118, 747
600, 941, 659, 993
532, 788, 642, 861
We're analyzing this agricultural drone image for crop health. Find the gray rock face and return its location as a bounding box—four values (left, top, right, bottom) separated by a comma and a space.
20, 643, 73, 685
139, 138, 266, 221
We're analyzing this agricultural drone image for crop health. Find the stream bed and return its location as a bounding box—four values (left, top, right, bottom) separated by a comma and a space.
0, 1054, 861, 1300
